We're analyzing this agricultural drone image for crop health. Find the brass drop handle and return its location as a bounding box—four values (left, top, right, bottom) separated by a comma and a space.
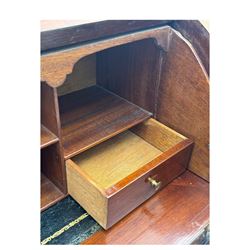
147, 176, 161, 191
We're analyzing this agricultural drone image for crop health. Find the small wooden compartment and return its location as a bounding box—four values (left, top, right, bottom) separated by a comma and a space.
66, 118, 193, 229
59, 85, 151, 160
41, 125, 59, 149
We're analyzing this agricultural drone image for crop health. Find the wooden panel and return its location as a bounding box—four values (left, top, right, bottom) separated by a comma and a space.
41, 26, 171, 87
59, 85, 152, 159
97, 39, 162, 113
41, 82, 67, 193
57, 54, 96, 96
41, 82, 61, 137
105, 140, 193, 229
170, 20, 209, 76
131, 118, 186, 151
156, 30, 209, 181
82, 170, 209, 244
66, 159, 108, 228
41, 142, 66, 193
41, 174, 65, 211
41, 125, 58, 149
41, 20, 171, 51
73, 130, 162, 190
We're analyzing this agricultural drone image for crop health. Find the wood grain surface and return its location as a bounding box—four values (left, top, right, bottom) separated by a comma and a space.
41, 125, 59, 149
41, 174, 65, 211
41, 142, 67, 194
131, 118, 186, 151
73, 130, 162, 190
66, 119, 193, 229
41, 20, 171, 51
41, 82, 61, 137
41, 20, 209, 78
97, 39, 162, 113
41, 26, 171, 87
41, 82, 67, 194
105, 139, 193, 229
66, 159, 108, 228
57, 54, 96, 96
171, 20, 209, 76
59, 85, 152, 159
82, 170, 209, 244
156, 30, 209, 181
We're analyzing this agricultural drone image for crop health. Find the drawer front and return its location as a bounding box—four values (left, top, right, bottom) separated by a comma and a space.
66, 138, 193, 229
105, 140, 193, 228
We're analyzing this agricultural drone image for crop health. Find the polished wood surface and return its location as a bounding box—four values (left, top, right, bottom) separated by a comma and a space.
97, 39, 161, 113
66, 159, 108, 228
131, 118, 186, 151
66, 119, 193, 229
41, 82, 61, 137
156, 29, 209, 181
171, 20, 209, 76
41, 125, 59, 149
73, 130, 161, 190
41, 142, 66, 193
82, 170, 209, 244
41, 174, 65, 211
57, 54, 96, 96
59, 85, 152, 159
105, 139, 193, 229
41, 82, 67, 194
41, 26, 171, 87
41, 20, 171, 51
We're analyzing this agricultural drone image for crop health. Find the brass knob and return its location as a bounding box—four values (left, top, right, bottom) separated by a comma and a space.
147, 176, 161, 191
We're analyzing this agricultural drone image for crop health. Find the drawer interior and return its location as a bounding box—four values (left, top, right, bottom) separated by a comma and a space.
70, 118, 186, 191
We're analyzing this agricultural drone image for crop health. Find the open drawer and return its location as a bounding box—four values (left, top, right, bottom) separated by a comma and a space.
66, 118, 193, 229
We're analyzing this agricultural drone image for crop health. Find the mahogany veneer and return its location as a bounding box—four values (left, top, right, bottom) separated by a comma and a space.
40, 21, 209, 242
41, 174, 65, 211
66, 118, 193, 229
41, 125, 59, 149
59, 85, 152, 159
82, 170, 209, 244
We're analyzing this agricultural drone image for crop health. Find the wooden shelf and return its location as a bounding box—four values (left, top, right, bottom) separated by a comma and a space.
59, 85, 152, 159
41, 125, 59, 149
41, 174, 65, 211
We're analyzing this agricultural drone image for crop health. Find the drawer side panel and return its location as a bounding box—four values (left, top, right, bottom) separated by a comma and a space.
66, 159, 108, 228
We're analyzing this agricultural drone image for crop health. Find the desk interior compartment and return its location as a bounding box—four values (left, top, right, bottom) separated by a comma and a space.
66, 118, 193, 229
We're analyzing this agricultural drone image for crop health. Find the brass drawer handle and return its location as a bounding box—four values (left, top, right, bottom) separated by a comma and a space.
147, 176, 161, 191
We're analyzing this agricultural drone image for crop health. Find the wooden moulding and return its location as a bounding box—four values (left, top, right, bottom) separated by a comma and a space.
59, 85, 152, 159
57, 54, 96, 96
66, 118, 194, 229
41, 26, 172, 87
41, 20, 172, 51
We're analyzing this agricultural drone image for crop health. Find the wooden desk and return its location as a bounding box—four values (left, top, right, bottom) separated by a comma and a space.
41, 20, 209, 244
82, 170, 209, 244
